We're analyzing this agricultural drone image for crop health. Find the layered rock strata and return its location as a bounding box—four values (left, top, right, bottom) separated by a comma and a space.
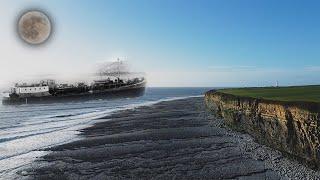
205, 90, 320, 168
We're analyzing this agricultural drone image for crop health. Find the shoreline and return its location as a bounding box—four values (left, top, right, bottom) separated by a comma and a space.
205, 90, 320, 169
19, 97, 320, 179
0, 95, 204, 178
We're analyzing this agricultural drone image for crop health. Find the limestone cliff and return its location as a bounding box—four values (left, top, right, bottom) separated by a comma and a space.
205, 90, 320, 168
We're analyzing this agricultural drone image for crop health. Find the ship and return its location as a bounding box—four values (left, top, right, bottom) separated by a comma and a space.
2, 60, 146, 105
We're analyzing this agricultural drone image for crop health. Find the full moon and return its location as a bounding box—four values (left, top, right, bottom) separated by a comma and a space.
18, 10, 52, 45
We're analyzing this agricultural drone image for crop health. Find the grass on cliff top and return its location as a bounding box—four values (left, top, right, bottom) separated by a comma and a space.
218, 85, 320, 103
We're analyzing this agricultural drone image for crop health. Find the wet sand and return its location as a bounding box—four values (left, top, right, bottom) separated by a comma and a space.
20, 97, 320, 179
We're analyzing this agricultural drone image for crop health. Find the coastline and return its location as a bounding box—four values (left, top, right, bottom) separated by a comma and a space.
205, 90, 320, 168
0, 95, 204, 178
19, 97, 320, 179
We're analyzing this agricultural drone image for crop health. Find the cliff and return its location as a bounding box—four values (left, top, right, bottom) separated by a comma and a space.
205, 90, 320, 168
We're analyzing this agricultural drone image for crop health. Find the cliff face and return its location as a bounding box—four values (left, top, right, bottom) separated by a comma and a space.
205, 90, 320, 167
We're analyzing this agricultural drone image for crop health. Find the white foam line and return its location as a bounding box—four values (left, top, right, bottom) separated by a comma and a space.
0, 95, 203, 178
67, 95, 204, 122
91, 95, 204, 118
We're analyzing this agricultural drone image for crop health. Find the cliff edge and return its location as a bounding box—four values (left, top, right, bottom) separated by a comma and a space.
205, 90, 320, 168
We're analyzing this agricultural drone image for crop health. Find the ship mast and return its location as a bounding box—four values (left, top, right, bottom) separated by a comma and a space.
117, 58, 120, 80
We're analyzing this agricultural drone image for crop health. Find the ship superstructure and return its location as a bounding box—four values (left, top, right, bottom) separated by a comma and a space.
2, 60, 146, 104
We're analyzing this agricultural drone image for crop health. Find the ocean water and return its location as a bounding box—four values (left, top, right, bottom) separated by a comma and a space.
0, 87, 211, 177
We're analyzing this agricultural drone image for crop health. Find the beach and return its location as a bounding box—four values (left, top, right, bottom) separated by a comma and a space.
20, 97, 320, 179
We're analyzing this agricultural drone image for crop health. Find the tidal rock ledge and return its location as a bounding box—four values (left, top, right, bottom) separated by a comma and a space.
205, 90, 320, 168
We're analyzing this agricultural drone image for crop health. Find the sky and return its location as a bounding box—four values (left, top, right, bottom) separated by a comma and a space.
0, 0, 320, 87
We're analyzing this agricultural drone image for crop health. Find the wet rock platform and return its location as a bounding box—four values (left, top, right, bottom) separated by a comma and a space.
23, 97, 283, 179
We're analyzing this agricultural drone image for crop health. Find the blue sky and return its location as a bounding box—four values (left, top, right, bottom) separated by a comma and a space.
0, 0, 320, 87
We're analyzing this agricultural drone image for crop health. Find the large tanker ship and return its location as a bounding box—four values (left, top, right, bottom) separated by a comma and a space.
2, 60, 146, 105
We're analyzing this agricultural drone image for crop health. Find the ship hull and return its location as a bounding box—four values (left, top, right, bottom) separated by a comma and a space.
2, 83, 146, 105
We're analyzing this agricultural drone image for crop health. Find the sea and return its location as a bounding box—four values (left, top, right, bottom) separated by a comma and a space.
0, 87, 211, 178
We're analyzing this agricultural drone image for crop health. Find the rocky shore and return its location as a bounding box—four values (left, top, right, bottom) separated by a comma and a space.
20, 97, 320, 179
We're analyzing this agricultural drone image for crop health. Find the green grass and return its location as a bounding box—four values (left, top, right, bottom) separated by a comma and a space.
218, 85, 320, 103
